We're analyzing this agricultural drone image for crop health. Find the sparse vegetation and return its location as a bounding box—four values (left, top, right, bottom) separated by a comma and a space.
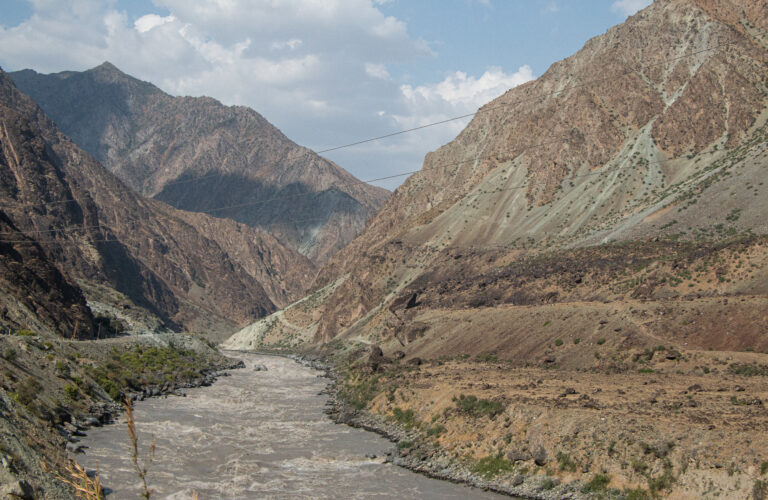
391, 407, 418, 428
87, 344, 218, 401
556, 452, 577, 472
470, 454, 514, 478
728, 363, 768, 377
582, 473, 611, 492
453, 394, 505, 418
14, 377, 42, 406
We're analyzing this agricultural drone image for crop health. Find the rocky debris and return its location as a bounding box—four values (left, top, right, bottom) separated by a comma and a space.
66, 442, 87, 454
253, 364, 268, 371
392, 351, 406, 360
406, 357, 423, 367
507, 449, 532, 462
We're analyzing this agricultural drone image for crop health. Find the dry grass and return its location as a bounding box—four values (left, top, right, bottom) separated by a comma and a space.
44, 460, 103, 499
124, 398, 155, 499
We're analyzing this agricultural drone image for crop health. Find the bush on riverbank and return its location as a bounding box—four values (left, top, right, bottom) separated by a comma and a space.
87, 344, 214, 400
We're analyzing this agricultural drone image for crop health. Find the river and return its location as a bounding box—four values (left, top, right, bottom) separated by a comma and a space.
79, 352, 504, 499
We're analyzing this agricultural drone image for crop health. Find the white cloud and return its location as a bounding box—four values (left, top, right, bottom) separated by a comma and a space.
397, 65, 534, 124
0, 0, 534, 189
611, 0, 652, 17
365, 62, 390, 80
134, 14, 175, 33
270, 38, 303, 50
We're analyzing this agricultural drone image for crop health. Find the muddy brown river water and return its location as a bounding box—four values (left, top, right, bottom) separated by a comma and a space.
79, 352, 504, 499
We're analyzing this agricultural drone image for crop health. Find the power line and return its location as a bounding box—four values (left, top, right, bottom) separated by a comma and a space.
2, 41, 727, 215
0, 42, 733, 239
1, 141, 747, 243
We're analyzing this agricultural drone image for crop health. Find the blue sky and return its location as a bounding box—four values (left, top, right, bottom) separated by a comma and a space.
0, 0, 651, 189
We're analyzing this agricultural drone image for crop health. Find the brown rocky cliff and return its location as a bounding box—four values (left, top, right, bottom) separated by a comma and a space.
10, 63, 389, 264
0, 69, 314, 335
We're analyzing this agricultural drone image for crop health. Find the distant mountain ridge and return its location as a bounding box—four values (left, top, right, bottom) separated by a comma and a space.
10, 63, 389, 263
0, 68, 315, 338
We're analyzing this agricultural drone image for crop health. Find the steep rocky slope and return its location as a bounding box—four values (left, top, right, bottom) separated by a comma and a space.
228, 0, 768, 347
10, 63, 389, 263
226, 1, 768, 497
0, 68, 314, 338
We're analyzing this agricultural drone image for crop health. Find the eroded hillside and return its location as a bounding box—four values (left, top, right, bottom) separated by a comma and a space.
10, 63, 389, 263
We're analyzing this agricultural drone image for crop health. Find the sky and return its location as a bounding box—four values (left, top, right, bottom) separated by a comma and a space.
0, 0, 652, 190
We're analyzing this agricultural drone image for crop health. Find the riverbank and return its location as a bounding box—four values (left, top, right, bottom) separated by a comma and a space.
284, 353, 583, 500
283, 347, 768, 500
0, 331, 242, 498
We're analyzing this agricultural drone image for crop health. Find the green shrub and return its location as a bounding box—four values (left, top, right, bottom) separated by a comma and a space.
761, 461, 768, 475
573, 338, 581, 345
557, 452, 577, 472
632, 459, 649, 474
597, 338, 607, 345
582, 473, 610, 492
391, 407, 417, 428
2, 347, 17, 361
340, 375, 380, 410
624, 488, 651, 500
63, 383, 79, 400
647, 461, 675, 496
87, 344, 222, 402
16, 329, 36, 336
475, 353, 498, 363
15, 378, 42, 406
471, 454, 514, 478
541, 477, 557, 490
453, 394, 505, 418
554, 339, 563, 347
397, 440, 414, 449
426, 424, 446, 437
728, 363, 768, 377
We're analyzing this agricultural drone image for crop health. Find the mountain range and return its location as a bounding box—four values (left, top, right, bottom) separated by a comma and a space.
0, 68, 317, 338
10, 63, 389, 264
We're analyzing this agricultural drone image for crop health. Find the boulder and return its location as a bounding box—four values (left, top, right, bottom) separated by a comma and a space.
406, 357, 422, 366
531, 445, 548, 466
253, 364, 268, 371
66, 442, 87, 454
